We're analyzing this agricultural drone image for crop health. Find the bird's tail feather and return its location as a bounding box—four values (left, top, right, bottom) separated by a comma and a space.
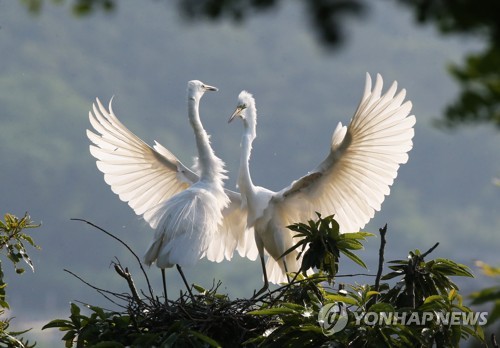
144, 190, 223, 268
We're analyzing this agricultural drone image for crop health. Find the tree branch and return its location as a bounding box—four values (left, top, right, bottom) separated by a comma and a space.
374, 224, 387, 293
113, 261, 142, 304
71, 218, 155, 299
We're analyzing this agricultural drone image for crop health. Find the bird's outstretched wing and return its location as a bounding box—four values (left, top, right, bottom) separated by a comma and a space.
87, 98, 257, 260
269, 73, 416, 233
87, 98, 200, 225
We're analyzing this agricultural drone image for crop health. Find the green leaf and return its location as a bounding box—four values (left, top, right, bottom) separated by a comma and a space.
342, 232, 375, 239
188, 330, 222, 347
366, 290, 380, 299
423, 295, 444, 304
337, 239, 364, 250
368, 302, 395, 313
20, 233, 39, 248
462, 323, 485, 341
297, 324, 323, 333
324, 294, 358, 305
281, 302, 306, 312
470, 286, 500, 304
70, 302, 80, 316
42, 319, 73, 330
475, 261, 500, 277
61, 330, 77, 342
381, 271, 404, 280
0, 299, 10, 309
341, 248, 368, 269
88, 305, 106, 320
193, 284, 206, 293
248, 307, 297, 316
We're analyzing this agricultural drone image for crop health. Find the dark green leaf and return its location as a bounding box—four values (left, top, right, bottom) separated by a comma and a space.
249, 307, 297, 315
341, 248, 367, 269
42, 319, 73, 330
188, 330, 222, 347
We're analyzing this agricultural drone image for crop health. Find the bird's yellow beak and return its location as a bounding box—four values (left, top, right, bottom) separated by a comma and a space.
228, 106, 244, 123
203, 84, 218, 92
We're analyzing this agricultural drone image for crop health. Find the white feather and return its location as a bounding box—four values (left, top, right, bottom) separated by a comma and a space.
230, 73, 416, 285
88, 81, 257, 270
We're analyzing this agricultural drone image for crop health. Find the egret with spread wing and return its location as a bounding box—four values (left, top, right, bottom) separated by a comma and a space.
229, 73, 416, 293
87, 80, 257, 298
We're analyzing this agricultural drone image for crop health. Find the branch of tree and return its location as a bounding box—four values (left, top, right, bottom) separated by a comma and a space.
71, 218, 155, 299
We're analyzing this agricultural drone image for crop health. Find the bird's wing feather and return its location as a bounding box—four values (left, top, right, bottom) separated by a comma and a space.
205, 189, 258, 262
88, 98, 257, 261
224, 190, 259, 259
87, 98, 199, 226
270, 73, 416, 233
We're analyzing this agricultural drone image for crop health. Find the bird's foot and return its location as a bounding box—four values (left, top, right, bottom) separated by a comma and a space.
251, 285, 269, 300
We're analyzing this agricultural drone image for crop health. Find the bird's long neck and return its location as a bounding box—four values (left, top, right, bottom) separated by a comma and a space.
238, 104, 257, 198
188, 96, 224, 184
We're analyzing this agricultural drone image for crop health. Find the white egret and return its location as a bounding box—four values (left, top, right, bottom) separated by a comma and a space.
229, 73, 416, 292
87, 80, 257, 298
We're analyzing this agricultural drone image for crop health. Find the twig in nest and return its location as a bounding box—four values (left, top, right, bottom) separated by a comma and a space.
268, 271, 301, 307
64, 268, 129, 310
113, 261, 142, 304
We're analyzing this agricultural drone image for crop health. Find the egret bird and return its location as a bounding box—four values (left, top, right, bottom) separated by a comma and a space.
229, 73, 416, 292
87, 80, 257, 298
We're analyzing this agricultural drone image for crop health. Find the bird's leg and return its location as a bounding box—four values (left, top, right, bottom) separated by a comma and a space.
161, 268, 168, 303
176, 264, 195, 300
252, 253, 269, 299
283, 258, 291, 283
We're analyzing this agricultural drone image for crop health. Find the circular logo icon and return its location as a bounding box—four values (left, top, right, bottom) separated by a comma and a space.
318, 302, 348, 335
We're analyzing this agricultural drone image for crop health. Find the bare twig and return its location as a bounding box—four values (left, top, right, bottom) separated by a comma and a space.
176, 265, 195, 300
374, 224, 387, 293
268, 271, 301, 306
492, 333, 498, 348
336, 273, 375, 278
421, 242, 440, 259
113, 261, 142, 304
71, 218, 155, 299
73, 299, 115, 313
64, 269, 129, 309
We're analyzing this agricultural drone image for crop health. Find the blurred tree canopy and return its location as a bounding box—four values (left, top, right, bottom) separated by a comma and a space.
396, 0, 500, 129
18, 0, 500, 129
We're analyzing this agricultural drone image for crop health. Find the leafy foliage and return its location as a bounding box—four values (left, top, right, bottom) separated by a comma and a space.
470, 261, 500, 326
381, 244, 473, 308
0, 213, 40, 348
439, 46, 500, 129
43, 280, 271, 347
395, 0, 500, 130
283, 213, 373, 282
0, 213, 40, 281
43, 216, 489, 347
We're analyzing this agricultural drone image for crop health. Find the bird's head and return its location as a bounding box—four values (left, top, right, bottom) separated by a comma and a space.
228, 91, 255, 123
187, 80, 218, 100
